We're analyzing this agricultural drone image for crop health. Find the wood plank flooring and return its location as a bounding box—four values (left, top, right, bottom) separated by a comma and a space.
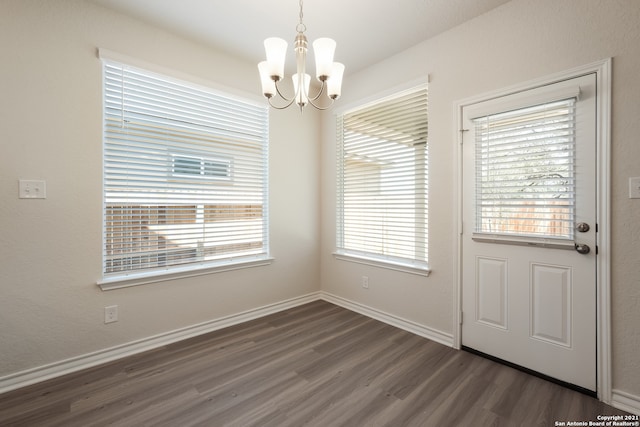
0, 300, 628, 426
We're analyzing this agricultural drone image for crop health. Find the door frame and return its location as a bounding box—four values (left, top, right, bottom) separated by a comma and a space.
452, 58, 612, 402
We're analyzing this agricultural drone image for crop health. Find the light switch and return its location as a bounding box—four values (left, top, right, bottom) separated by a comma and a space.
19, 179, 46, 199
629, 177, 640, 199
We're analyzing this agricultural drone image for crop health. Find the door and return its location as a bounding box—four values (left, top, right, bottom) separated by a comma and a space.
461, 74, 597, 391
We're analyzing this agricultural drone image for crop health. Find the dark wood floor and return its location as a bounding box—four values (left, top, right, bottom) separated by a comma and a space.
0, 300, 628, 426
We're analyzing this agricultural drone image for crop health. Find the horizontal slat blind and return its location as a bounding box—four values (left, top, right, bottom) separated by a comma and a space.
103, 60, 269, 276
337, 85, 428, 268
473, 98, 576, 239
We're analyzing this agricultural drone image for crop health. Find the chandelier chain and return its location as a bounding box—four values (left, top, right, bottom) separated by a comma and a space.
297, 0, 306, 33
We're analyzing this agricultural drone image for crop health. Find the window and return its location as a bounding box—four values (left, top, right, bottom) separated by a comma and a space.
101, 58, 269, 284
336, 84, 429, 274
473, 98, 576, 240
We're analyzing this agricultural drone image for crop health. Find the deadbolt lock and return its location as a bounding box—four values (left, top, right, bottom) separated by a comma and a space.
576, 222, 590, 233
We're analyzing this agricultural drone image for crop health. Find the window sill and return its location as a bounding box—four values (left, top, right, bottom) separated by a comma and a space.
333, 252, 431, 277
98, 257, 274, 291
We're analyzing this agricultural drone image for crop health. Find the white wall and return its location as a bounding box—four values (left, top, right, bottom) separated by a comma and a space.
0, 0, 320, 378
320, 0, 640, 402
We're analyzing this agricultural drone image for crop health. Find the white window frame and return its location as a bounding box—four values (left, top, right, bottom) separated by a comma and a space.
334, 82, 430, 276
471, 95, 579, 246
98, 51, 271, 289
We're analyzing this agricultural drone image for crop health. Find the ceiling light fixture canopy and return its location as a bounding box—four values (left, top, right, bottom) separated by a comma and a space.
258, 0, 344, 112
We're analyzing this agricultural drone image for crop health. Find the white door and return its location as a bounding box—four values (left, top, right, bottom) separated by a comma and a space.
461, 74, 597, 391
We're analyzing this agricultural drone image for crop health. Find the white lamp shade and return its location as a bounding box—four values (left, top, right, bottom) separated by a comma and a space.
258, 61, 276, 97
312, 38, 336, 80
264, 37, 287, 80
292, 73, 311, 105
327, 62, 345, 99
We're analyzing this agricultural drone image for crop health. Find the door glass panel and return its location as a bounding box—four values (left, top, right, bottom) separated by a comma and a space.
473, 99, 576, 240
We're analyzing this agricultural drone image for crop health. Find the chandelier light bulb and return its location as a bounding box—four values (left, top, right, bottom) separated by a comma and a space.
258, 61, 276, 97
327, 62, 345, 99
292, 73, 311, 107
312, 38, 336, 81
263, 37, 287, 80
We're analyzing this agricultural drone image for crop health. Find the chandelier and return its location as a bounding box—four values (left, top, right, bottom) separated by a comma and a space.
258, 0, 344, 112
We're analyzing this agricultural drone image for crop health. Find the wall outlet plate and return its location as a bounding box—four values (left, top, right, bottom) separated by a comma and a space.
362, 276, 369, 289
104, 305, 118, 324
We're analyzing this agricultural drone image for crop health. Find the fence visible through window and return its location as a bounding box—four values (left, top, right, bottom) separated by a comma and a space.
105, 204, 264, 273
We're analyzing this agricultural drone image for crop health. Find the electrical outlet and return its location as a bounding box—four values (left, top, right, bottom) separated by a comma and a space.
19, 179, 46, 199
104, 305, 118, 324
362, 276, 369, 289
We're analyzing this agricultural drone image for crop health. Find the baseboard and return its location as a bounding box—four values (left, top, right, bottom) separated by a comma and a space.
319, 292, 454, 347
0, 292, 321, 395
612, 389, 640, 416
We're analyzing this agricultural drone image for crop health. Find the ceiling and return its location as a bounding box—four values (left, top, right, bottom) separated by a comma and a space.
89, 0, 511, 75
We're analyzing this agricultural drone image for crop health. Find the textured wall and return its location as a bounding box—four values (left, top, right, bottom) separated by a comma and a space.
1, 0, 638, 405
320, 0, 640, 399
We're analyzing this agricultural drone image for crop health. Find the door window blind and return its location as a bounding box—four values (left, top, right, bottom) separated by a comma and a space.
336, 84, 428, 269
473, 98, 576, 240
102, 60, 269, 277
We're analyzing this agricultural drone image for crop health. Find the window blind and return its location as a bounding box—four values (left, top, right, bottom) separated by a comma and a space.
102, 60, 269, 277
336, 84, 428, 269
473, 98, 576, 240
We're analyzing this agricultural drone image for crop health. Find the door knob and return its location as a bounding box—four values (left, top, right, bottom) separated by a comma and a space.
576, 222, 590, 232
574, 243, 591, 254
